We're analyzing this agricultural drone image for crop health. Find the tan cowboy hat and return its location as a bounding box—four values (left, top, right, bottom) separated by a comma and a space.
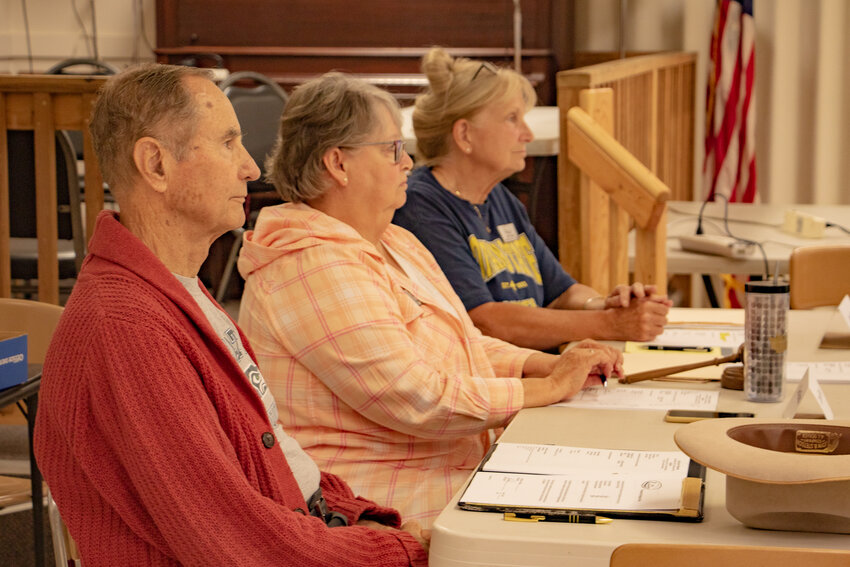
675, 418, 850, 534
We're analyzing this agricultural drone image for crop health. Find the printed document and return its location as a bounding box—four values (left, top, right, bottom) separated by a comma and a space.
553, 386, 718, 411
461, 443, 691, 511
786, 361, 850, 383
641, 326, 744, 349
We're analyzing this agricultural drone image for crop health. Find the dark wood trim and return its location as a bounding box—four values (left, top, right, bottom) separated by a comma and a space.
155, 46, 554, 58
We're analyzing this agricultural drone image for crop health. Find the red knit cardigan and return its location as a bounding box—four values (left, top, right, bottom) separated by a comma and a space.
34, 211, 427, 566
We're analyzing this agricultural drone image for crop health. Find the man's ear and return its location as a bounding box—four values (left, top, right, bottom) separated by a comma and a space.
322, 146, 349, 187
132, 137, 169, 193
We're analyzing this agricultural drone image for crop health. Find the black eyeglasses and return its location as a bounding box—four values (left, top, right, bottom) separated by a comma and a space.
472, 61, 499, 81
340, 139, 406, 164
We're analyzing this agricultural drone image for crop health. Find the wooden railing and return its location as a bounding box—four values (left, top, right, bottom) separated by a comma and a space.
566, 88, 670, 295
557, 52, 696, 294
0, 75, 107, 304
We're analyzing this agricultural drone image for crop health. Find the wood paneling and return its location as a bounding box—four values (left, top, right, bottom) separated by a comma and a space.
155, 0, 574, 104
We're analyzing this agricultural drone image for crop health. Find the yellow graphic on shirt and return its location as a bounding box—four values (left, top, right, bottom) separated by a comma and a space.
501, 280, 529, 291
468, 233, 542, 285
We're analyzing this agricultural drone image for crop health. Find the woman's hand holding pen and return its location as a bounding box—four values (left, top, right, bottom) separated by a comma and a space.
570, 340, 623, 388
521, 340, 622, 408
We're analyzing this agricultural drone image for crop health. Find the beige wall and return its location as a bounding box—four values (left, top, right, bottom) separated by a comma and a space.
0, 0, 156, 73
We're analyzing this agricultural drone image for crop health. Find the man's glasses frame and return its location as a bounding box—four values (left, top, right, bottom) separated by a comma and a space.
340, 139, 406, 164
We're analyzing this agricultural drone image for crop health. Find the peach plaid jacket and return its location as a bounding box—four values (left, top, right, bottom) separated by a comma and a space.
238, 203, 534, 526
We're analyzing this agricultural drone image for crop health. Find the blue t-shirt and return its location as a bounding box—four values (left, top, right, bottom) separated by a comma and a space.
393, 167, 575, 311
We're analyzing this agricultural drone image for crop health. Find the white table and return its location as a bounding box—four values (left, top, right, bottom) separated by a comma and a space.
653, 201, 850, 276
428, 307, 850, 567
400, 105, 559, 158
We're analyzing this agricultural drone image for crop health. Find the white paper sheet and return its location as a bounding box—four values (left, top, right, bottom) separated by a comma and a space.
786, 361, 850, 383
461, 471, 685, 511
638, 326, 744, 349
483, 443, 691, 476
554, 386, 719, 411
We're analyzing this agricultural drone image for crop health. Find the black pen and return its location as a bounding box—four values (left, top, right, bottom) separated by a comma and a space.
599, 373, 608, 388
504, 512, 612, 524
641, 345, 712, 353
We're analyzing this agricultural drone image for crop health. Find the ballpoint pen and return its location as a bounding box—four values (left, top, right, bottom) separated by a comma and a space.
641, 345, 712, 353
504, 512, 613, 524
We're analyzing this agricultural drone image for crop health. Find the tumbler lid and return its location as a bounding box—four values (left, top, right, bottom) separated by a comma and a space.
745, 281, 790, 294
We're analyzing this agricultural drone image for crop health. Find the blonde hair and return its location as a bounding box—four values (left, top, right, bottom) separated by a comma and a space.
266, 72, 401, 202
89, 63, 212, 192
413, 47, 537, 166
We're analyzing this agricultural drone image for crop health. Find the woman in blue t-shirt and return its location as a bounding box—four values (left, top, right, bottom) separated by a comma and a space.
393, 48, 672, 351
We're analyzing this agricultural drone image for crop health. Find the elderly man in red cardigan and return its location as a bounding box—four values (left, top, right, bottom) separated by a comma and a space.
34, 63, 428, 567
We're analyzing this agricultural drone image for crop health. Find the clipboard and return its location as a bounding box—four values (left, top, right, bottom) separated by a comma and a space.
457, 445, 706, 523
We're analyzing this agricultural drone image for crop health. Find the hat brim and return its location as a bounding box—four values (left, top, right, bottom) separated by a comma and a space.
674, 418, 850, 484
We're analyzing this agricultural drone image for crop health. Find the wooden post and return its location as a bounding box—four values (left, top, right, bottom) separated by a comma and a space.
0, 75, 107, 303
0, 93, 9, 297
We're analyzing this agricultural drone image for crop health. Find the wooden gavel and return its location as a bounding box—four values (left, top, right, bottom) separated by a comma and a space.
619, 344, 744, 384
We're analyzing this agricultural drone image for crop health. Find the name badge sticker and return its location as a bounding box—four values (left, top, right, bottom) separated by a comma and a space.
497, 223, 519, 243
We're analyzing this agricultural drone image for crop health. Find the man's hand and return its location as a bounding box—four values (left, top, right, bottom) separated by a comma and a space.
401, 521, 431, 555
356, 519, 431, 555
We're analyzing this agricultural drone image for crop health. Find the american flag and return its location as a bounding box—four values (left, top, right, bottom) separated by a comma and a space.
703, 0, 755, 308
704, 0, 755, 204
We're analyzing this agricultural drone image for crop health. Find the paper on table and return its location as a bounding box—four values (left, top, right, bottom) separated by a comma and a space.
461, 471, 685, 511
639, 327, 744, 349
554, 386, 719, 411
786, 361, 850, 383
482, 443, 691, 476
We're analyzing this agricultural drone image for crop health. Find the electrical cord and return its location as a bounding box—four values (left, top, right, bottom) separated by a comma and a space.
669, 203, 782, 228
71, 0, 92, 58
694, 194, 770, 278
826, 222, 850, 236
132, 0, 155, 62
714, 194, 770, 278
21, 0, 34, 73
90, 0, 100, 62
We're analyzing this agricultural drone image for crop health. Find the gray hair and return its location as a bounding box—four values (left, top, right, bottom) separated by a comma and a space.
266, 72, 401, 202
413, 47, 537, 166
89, 63, 212, 193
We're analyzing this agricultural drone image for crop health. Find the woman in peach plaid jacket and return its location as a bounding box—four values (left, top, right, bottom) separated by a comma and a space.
238, 73, 622, 527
